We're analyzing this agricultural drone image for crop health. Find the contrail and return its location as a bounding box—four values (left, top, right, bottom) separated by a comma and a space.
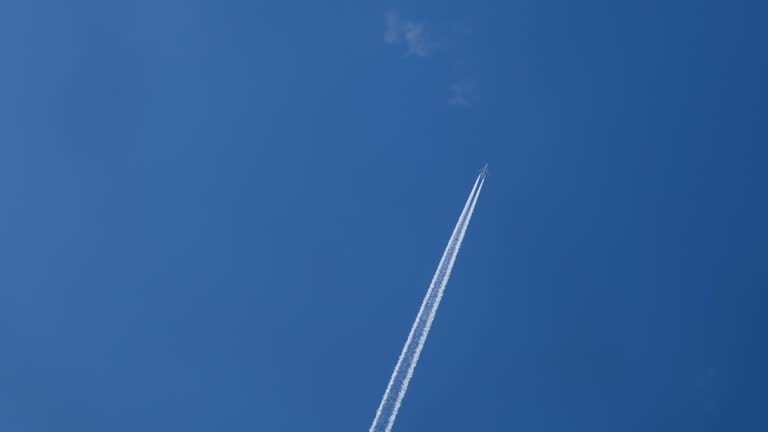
370, 167, 487, 432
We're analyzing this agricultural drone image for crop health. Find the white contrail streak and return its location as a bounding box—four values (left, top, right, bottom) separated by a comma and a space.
370, 169, 486, 432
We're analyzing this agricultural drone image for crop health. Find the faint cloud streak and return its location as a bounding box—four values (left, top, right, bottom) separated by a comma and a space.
384, 11, 435, 57
448, 80, 475, 107
383, 11, 478, 107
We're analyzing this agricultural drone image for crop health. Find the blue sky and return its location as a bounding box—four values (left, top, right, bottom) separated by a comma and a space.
1, 1, 767, 431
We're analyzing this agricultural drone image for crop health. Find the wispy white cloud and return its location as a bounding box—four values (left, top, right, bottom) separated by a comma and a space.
384, 11, 478, 107
448, 80, 474, 107
384, 11, 435, 57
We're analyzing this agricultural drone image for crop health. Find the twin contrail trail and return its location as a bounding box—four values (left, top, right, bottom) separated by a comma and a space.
369, 166, 487, 432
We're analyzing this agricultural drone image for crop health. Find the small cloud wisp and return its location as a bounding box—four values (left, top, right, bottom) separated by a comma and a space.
448, 80, 475, 107
384, 11, 435, 57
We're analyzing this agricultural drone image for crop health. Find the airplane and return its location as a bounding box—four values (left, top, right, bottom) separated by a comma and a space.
479, 163, 489, 177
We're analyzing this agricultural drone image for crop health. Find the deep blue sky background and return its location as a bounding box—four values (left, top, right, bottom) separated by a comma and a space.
2, 1, 767, 431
